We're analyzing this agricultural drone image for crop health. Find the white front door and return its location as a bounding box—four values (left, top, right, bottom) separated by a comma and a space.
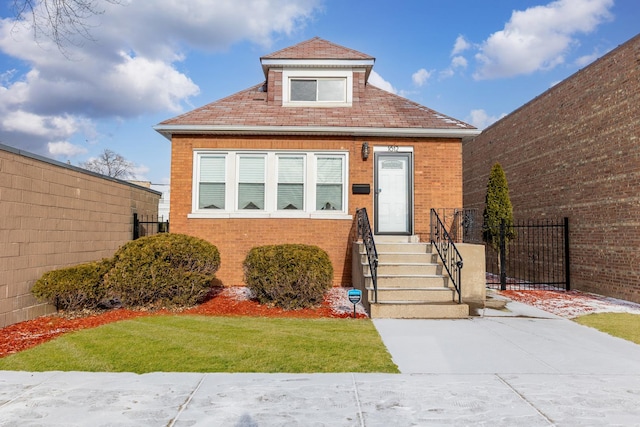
375, 153, 412, 234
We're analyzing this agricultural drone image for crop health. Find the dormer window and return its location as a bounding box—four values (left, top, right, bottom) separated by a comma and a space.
283, 69, 353, 107
290, 78, 346, 102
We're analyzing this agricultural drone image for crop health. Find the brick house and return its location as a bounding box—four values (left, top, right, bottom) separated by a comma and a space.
155, 37, 481, 314
463, 33, 640, 304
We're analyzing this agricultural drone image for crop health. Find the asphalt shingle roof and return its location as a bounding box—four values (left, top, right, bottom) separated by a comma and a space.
260, 37, 374, 61
159, 83, 474, 130
158, 37, 476, 133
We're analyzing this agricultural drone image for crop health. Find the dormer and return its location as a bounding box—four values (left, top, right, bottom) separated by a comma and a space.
259, 37, 375, 107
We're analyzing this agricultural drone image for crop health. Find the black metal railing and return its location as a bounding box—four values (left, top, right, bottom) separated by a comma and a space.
486, 217, 570, 290
432, 208, 482, 243
356, 208, 378, 303
430, 208, 463, 303
133, 213, 169, 240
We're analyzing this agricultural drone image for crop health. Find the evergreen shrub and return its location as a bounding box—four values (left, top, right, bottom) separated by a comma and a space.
105, 233, 220, 308
31, 259, 113, 310
243, 244, 333, 310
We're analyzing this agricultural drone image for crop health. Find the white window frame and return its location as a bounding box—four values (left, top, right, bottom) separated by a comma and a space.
282, 69, 353, 107
190, 150, 350, 220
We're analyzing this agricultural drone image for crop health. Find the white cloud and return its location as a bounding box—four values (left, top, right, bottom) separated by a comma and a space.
451, 56, 468, 69
411, 68, 433, 87
0, 0, 321, 154
368, 70, 397, 94
439, 68, 455, 80
131, 164, 151, 181
473, 0, 614, 80
451, 35, 471, 56
0, 110, 79, 138
467, 109, 506, 129
412, 68, 432, 87
48, 141, 88, 157
575, 47, 608, 67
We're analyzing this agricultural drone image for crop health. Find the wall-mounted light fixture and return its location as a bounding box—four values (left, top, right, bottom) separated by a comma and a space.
361, 141, 370, 160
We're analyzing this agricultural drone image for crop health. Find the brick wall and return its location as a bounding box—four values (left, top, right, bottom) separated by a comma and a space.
0, 145, 160, 327
170, 134, 462, 287
463, 34, 640, 303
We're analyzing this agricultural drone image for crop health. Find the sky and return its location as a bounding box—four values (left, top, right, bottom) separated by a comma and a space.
0, 0, 637, 184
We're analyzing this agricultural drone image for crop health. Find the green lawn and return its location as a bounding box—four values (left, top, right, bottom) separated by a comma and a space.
574, 313, 640, 345
0, 316, 399, 374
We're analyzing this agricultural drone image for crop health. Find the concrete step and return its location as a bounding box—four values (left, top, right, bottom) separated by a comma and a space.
365, 275, 449, 289
367, 287, 456, 303
373, 243, 431, 253
360, 252, 437, 264
370, 302, 469, 319
374, 262, 441, 276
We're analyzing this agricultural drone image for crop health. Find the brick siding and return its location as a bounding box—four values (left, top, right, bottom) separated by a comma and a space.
170, 135, 462, 287
463, 34, 640, 303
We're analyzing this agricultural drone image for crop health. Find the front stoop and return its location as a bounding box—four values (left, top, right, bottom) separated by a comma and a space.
357, 239, 469, 319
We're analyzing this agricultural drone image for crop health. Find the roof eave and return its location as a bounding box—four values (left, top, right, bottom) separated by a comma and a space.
260, 58, 375, 79
153, 125, 480, 141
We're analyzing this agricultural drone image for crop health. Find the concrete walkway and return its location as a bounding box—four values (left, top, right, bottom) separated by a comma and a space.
2, 301, 640, 426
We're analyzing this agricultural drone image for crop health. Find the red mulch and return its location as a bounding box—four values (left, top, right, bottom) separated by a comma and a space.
0, 288, 364, 358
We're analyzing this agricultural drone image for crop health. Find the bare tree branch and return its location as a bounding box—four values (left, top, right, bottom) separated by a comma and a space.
79, 148, 135, 179
11, 0, 121, 51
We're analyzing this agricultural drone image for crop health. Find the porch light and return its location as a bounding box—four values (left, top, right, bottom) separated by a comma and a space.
361, 142, 370, 160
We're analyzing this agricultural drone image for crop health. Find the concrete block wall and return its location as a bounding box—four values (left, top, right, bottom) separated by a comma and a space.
463, 34, 640, 303
0, 144, 160, 327
170, 134, 462, 288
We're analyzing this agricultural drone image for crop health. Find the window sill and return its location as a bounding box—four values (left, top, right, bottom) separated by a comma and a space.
282, 101, 352, 108
188, 212, 353, 220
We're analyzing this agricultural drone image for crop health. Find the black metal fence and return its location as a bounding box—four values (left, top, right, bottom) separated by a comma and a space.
133, 213, 169, 240
485, 218, 570, 290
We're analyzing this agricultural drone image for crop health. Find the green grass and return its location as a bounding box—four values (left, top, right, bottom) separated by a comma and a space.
574, 313, 640, 345
0, 316, 399, 374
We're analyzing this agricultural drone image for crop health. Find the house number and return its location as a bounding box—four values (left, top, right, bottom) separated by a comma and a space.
388, 145, 399, 152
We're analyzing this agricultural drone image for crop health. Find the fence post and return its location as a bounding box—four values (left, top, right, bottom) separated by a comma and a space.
500, 219, 507, 291
133, 213, 139, 240
564, 217, 570, 290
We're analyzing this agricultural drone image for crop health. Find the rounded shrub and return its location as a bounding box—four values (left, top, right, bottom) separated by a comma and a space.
105, 233, 221, 308
243, 244, 333, 310
32, 258, 113, 311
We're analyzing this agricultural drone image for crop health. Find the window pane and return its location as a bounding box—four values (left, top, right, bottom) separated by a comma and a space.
291, 79, 316, 101
238, 156, 265, 210
238, 183, 264, 210
199, 156, 225, 210
318, 79, 345, 102
277, 156, 304, 210
200, 156, 225, 182
317, 157, 343, 183
199, 183, 225, 209
278, 156, 304, 183
239, 156, 265, 182
316, 184, 342, 210
278, 184, 303, 210
316, 156, 344, 211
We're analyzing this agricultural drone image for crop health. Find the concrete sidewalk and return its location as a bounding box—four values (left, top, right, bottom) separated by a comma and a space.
1, 300, 640, 426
